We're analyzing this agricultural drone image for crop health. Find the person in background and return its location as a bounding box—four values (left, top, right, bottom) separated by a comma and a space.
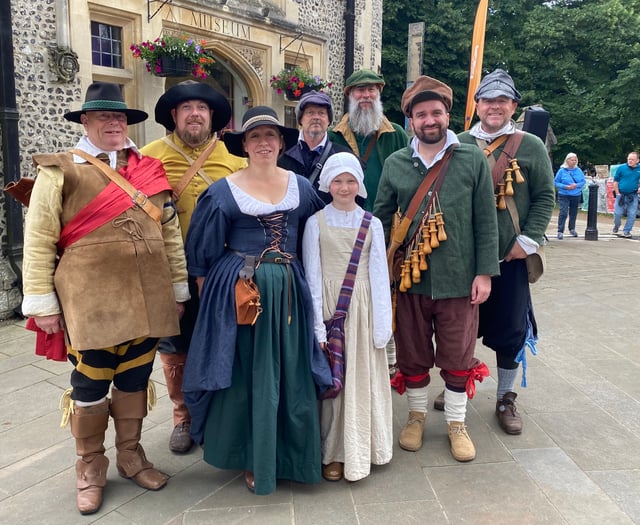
554, 152, 586, 239
278, 90, 352, 203
302, 152, 393, 483
183, 106, 332, 496
456, 69, 554, 436
21, 82, 189, 515
328, 68, 409, 378
612, 151, 640, 238
373, 76, 499, 462
141, 80, 246, 454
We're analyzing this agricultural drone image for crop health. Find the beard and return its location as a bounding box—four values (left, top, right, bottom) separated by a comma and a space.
413, 123, 447, 145
348, 95, 384, 137
176, 120, 211, 148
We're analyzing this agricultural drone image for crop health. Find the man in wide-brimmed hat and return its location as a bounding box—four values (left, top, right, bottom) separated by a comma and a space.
21, 81, 189, 515
456, 69, 554, 437
140, 80, 246, 454
278, 90, 352, 203
373, 75, 499, 462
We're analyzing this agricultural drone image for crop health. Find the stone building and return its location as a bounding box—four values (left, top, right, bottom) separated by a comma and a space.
0, 0, 382, 318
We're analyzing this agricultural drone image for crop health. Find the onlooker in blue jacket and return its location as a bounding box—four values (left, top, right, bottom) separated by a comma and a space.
612, 151, 640, 238
554, 152, 586, 239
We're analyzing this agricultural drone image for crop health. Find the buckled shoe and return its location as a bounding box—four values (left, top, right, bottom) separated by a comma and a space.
495, 392, 523, 435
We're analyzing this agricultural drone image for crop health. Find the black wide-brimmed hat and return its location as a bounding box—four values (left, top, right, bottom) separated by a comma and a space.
64, 81, 148, 125
154, 80, 232, 132
223, 106, 298, 158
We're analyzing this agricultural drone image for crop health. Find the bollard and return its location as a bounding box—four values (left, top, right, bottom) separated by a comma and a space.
584, 182, 599, 240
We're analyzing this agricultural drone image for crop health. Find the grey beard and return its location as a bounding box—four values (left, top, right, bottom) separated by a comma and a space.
349, 97, 384, 137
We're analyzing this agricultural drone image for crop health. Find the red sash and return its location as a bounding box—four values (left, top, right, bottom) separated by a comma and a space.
58, 152, 170, 250
30, 152, 171, 361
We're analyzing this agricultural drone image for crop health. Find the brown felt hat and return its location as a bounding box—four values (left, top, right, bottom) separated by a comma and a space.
401, 76, 453, 117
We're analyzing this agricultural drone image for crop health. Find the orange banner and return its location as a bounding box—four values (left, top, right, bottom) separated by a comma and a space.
464, 0, 489, 130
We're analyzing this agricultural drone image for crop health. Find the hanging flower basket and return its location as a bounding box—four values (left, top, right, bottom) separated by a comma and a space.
155, 56, 193, 77
130, 34, 215, 78
285, 86, 315, 101
270, 65, 332, 99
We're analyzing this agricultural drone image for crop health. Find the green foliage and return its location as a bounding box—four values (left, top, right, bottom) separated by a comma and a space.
381, 0, 640, 165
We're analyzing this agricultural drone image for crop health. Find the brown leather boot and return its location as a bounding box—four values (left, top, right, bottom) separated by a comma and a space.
70, 399, 110, 515
160, 352, 193, 453
110, 389, 168, 491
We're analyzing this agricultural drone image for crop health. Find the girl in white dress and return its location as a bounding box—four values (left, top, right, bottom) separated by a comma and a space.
302, 152, 393, 482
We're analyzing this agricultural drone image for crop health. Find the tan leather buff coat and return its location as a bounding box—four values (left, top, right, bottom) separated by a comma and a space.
23, 152, 188, 350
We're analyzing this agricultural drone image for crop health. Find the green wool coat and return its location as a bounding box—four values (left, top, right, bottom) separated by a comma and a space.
373, 143, 500, 300
458, 131, 555, 259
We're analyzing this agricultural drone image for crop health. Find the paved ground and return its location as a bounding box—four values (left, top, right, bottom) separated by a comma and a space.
2, 211, 640, 525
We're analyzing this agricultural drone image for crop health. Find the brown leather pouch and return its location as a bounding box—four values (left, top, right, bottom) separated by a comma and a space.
4, 178, 35, 207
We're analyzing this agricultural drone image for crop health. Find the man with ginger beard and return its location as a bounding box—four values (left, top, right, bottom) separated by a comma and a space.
373, 76, 498, 462
329, 69, 408, 212
141, 80, 246, 454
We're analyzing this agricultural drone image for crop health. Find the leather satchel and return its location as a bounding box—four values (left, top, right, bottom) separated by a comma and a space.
235, 255, 262, 325
235, 277, 262, 325
505, 195, 545, 283
3, 178, 35, 207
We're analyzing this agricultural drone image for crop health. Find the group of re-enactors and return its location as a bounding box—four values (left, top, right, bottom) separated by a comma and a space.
20, 66, 553, 514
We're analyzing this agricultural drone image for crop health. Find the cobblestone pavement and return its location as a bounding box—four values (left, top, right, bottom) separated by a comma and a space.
1, 211, 639, 524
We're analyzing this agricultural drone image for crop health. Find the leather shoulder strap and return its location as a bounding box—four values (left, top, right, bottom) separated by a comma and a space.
160, 136, 215, 189
404, 145, 456, 221
171, 137, 219, 200
308, 143, 333, 186
482, 131, 525, 186
70, 149, 162, 225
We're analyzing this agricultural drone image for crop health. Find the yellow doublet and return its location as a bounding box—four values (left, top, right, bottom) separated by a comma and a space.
141, 133, 246, 240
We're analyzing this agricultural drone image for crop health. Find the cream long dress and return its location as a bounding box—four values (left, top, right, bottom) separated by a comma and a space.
302, 205, 393, 482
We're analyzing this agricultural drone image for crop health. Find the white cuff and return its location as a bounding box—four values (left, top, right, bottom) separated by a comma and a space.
173, 282, 191, 303
22, 292, 61, 317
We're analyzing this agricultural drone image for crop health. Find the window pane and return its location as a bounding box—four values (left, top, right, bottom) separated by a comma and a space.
90, 21, 124, 70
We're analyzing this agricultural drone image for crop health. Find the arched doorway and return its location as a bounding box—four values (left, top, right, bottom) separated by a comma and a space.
164, 52, 252, 131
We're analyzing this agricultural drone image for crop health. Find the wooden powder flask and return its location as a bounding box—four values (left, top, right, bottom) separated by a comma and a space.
435, 211, 447, 242
399, 264, 407, 292
428, 218, 439, 249
421, 226, 432, 254
496, 183, 507, 210
504, 169, 515, 196
418, 245, 428, 271
401, 260, 412, 291
510, 158, 525, 184
411, 249, 421, 283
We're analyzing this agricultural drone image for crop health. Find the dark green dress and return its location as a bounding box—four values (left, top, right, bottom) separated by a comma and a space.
184, 176, 332, 495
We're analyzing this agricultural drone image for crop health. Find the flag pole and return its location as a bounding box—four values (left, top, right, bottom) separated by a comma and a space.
464, 0, 489, 130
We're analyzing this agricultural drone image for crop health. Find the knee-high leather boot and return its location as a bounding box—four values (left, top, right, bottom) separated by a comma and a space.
110, 389, 168, 490
70, 399, 110, 515
159, 352, 193, 453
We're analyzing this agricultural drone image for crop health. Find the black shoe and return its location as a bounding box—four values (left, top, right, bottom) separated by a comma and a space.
169, 422, 194, 453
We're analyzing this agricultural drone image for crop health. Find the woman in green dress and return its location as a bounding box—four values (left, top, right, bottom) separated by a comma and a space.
183, 106, 332, 495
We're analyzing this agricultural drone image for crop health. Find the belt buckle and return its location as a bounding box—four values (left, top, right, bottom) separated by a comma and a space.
132, 190, 148, 208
